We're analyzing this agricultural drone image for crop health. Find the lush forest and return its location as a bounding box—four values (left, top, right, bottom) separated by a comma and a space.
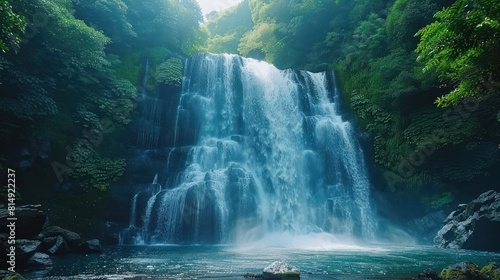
1, 0, 500, 233
0, 0, 204, 232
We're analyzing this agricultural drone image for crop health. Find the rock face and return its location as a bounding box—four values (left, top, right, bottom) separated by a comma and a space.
406, 210, 447, 244
434, 190, 500, 251
263, 260, 300, 280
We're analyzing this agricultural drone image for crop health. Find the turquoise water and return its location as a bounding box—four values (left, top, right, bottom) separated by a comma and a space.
24, 243, 500, 279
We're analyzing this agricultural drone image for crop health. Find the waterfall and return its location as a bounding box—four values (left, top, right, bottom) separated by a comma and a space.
122, 53, 376, 244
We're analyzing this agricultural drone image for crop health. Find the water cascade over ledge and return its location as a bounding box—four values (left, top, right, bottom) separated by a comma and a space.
121, 53, 377, 245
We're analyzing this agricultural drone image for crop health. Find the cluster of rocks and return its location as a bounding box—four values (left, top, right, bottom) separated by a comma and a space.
434, 190, 500, 251
416, 262, 500, 280
0, 205, 102, 275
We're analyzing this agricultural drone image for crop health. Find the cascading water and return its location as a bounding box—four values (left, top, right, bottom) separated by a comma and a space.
121, 53, 377, 244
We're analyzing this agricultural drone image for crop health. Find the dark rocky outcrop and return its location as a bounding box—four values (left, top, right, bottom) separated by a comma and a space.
0, 205, 46, 239
262, 261, 300, 280
434, 190, 500, 251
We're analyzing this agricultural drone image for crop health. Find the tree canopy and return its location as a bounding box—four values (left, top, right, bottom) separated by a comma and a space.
416, 0, 500, 107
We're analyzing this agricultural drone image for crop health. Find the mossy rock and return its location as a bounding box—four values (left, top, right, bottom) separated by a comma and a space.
439, 262, 480, 280
480, 263, 500, 280
2, 273, 26, 280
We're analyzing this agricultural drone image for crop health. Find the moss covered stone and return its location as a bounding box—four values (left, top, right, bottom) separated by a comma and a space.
439, 262, 480, 280
480, 263, 500, 280
2, 273, 26, 280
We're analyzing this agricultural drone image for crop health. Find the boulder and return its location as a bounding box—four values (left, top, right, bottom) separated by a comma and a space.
39, 236, 57, 252
0, 205, 47, 238
38, 226, 82, 248
27, 252, 52, 268
0, 271, 12, 278
439, 262, 480, 280
75, 239, 103, 254
434, 190, 500, 251
12, 239, 41, 267
480, 263, 500, 280
45, 235, 69, 255
417, 268, 439, 280
262, 260, 300, 280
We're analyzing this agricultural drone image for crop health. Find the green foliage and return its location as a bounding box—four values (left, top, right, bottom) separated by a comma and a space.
144, 47, 172, 91
0, 56, 58, 120
386, 0, 437, 50
74, 107, 102, 129
209, 0, 343, 69
155, 58, 183, 87
430, 142, 500, 182
403, 108, 479, 148
96, 78, 137, 125
0, 0, 26, 52
351, 13, 387, 59
0, 0, 205, 235
238, 22, 282, 62
430, 192, 453, 209
206, 0, 253, 54
72, 0, 136, 49
111, 51, 141, 84
66, 139, 125, 190
416, 0, 500, 107
124, 0, 204, 53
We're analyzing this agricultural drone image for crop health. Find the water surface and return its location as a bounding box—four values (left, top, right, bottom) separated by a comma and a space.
25, 244, 500, 279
